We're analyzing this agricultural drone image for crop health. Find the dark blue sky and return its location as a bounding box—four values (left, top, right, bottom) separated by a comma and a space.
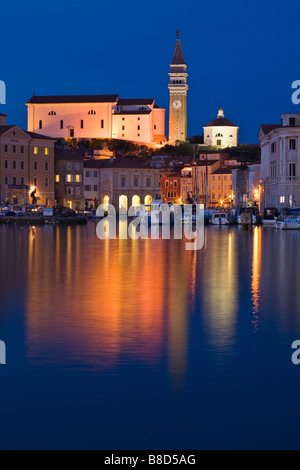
0, 0, 299, 142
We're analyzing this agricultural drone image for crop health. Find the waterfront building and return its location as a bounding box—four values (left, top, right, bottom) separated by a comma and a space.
232, 164, 262, 210
160, 171, 181, 204
26, 95, 166, 147
98, 158, 160, 211
168, 32, 188, 143
55, 149, 85, 210
180, 167, 193, 204
203, 108, 239, 148
0, 115, 55, 206
83, 159, 107, 209
258, 113, 300, 209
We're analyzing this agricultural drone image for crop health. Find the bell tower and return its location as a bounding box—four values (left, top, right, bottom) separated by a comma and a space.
168, 31, 188, 143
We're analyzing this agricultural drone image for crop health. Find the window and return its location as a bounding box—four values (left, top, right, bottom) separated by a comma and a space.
60, 120, 64, 129
101, 119, 104, 129
289, 163, 296, 178
146, 177, 151, 188
81, 120, 84, 129
134, 177, 138, 187
137, 134, 140, 137
67, 163, 72, 171
13, 145, 16, 153
76, 187, 80, 196
271, 164, 277, 179
13, 161, 17, 170
122, 117, 125, 121
45, 178, 49, 187
165, 181, 169, 188
21, 146, 24, 154
39, 120, 42, 129
4, 160, 8, 169
21, 177, 25, 186
94, 171, 98, 177
88, 110, 96, 115
67, 187, 73, 195
121, 176, 126, 187
5, 177, 8, 185
34, 162, 38, 171
280, 196, 285, 204
271, 142, 276, 153
34, 147, 38, 155
34, 177, 38, 186
21, 161, 25, 170
137, 125, 140, 131
84, 185, 91, 191
4, 145, 8, 152
13, 177, 17, 185
154, 125, 156, 130
217, 140, 222, 145
122, 126, 125, 131
94, 185, 98, 191
289, 139, 296, 150
85, 171, 90, 178
70, 129, 74, 138
55, 175, 60, 183
289, 117, 296, 126
75, 175, 81, 183
174, 181, 178, 188
49, 111, 56, 116
66, 174, 72, 182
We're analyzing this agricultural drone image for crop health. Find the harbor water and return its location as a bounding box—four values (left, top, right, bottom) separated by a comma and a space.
0, 222, 299, 449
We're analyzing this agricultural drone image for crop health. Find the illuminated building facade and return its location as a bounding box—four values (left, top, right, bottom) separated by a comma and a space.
168, 32, 188, 143
26, 95, 166, 147
204, 108, 239, 148
259, 113, 300, 208
0, 115, 55, 206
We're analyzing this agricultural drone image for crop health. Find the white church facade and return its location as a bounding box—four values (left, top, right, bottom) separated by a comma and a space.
26, 95, 166, 147
204, 108, 239, 148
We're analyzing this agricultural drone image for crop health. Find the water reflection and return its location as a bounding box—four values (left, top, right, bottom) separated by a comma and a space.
202, 229, 239, 357
251, 227, 262, 331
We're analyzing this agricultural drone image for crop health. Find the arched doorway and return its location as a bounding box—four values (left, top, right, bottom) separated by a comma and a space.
132, 195, 140, 208
103, 195, 109, 210
13, 195, 18, 204
119, 195, 128, 212
144, 195, 152, 206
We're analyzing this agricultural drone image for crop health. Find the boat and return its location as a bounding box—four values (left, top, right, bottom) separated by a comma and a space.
209, 211, 231, 225
274, 207, 300, 230
263, 207, 279, 226
237, 207, 262, 225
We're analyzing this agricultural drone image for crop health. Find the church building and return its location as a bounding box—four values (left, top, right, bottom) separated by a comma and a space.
168, 32, 188, 143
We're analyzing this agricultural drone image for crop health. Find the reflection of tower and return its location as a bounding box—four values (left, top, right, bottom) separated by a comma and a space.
202, 230, 239, 356
168, 31, 188, 143
251, 227, 262, 331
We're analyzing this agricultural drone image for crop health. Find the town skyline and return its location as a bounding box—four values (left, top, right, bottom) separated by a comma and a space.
1, 0, 299, 143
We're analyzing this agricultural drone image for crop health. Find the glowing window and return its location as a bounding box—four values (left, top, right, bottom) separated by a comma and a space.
55, 175, 60, 183
45, 148, 49, 155
34, 147, 38, 155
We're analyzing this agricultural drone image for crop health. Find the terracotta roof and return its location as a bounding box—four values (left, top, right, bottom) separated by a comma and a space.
27, 94, 119, 104
0, 113, 7, 117
197, 160, 219, 166
115, 110, 151, 115
55, 149, 87, 161
84, 160, 109, 169
0, 125, 16, 135
117, 98, 154, 106
259, 124, 281, 134
211, 165, 240, 175
204, 117, 237, 127
108, 158, 150, 169
25, 131, 56, 140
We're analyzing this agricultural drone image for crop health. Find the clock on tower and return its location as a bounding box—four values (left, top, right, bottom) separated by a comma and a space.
168, 31, 188, 143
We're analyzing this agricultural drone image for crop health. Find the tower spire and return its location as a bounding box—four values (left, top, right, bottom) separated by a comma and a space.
168, 32, 188, 143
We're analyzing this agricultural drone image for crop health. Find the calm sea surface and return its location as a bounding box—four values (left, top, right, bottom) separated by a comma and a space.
0, 222, 300, 449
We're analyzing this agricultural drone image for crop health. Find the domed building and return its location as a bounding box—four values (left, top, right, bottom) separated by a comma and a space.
203, 108, 239, 148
